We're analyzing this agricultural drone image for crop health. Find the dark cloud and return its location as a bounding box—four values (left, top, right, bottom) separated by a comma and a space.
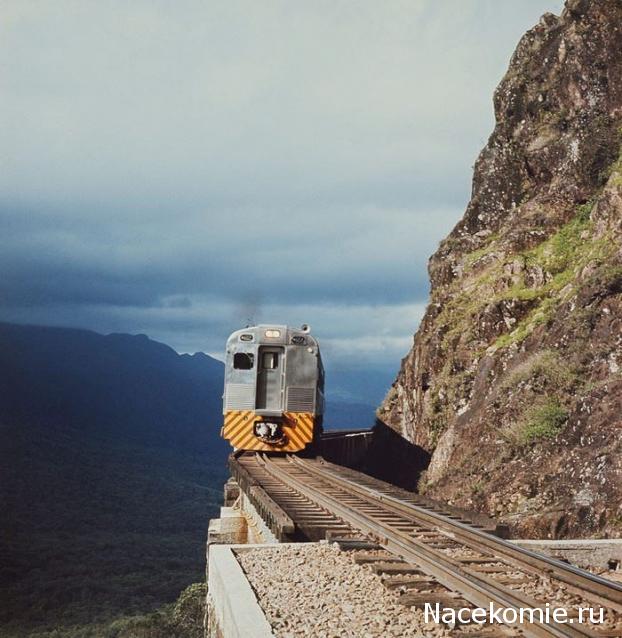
0, 0, 564, 369
0, 202, 444, 309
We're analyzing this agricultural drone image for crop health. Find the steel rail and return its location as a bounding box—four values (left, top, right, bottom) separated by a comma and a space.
293, 456, 622, 614
232, 453, 356, 542
258, 454, 602, 638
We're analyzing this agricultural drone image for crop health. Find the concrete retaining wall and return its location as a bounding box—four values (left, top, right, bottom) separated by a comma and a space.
512, 539, 622, 571
207, 545, 274, 638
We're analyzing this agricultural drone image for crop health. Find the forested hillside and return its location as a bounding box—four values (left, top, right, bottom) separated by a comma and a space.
0, 323, 228, 636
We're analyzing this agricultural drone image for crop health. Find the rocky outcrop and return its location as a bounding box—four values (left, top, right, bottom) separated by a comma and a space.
379, 0, 622, 539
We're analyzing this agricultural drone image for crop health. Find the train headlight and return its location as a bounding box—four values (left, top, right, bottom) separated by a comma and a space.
265, 329, 281, 338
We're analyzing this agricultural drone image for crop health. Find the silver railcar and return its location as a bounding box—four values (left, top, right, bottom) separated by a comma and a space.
221, 324, 324, 452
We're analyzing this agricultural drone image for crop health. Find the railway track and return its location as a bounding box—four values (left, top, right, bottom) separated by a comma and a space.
230, 452, 622, 638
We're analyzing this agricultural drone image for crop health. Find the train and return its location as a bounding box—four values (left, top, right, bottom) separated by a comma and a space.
221, 324, 324, 452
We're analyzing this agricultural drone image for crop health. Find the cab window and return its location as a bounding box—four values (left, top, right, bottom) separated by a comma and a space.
233, 353, 254, 370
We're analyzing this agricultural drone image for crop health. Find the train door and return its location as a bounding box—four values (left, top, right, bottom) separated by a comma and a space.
256, 347, 284, 410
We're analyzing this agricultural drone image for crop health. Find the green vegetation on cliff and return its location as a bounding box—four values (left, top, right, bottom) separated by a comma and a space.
13, 583, 206, 638
521, 399, 568, 443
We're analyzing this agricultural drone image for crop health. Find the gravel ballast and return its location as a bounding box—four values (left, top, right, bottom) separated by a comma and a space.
236, 543, 451, 638
236, 542, 622, 636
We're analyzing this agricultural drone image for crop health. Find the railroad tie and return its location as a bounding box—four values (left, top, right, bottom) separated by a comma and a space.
468, 564, 511, 573
399, 592, 470, 610
426, 540, 457, 549
324, 534, 373, 547
382, 574, 440, 590
369, 561, 424, 575
352, 551, 401, 565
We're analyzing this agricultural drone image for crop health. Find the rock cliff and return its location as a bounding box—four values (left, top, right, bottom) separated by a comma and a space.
380, 0, 622, 538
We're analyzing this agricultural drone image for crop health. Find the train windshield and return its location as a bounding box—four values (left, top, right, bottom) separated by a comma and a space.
233, 352, 254, 370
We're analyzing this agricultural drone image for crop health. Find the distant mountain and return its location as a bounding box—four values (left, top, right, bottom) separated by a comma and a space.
323, 399, 376, 430
0, 322, 227, 452
322, 362, 395, 430
324, 363, 395, 406
0, 322, 229, 636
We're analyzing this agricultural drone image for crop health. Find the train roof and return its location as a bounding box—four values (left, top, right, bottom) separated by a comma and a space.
226, 324, 319, 347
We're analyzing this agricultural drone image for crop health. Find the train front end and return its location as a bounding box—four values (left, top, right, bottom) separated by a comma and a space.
221, 324, 324, 452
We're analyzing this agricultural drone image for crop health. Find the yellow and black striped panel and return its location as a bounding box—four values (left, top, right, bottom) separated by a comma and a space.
222, 410, 315, 452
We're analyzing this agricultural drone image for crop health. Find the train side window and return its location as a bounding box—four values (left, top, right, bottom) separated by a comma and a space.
233, 353, 254, 370
262, 352, 278, 369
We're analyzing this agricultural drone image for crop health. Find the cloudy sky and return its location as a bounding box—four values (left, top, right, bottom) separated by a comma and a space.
1, 0, 563, 384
